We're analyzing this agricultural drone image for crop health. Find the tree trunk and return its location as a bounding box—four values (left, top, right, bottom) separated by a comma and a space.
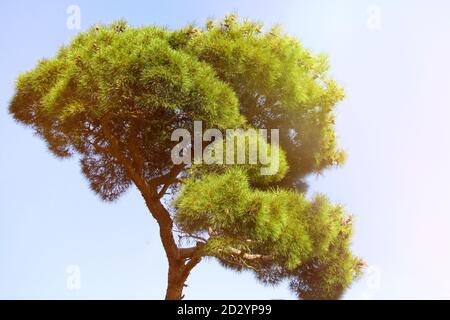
165, 261, 186, 300
102, 128, 197, 299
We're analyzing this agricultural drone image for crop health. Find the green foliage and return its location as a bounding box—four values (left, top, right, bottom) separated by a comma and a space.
174, 167, 363, 298
171, 16, 346, 189
175, 168, 253, 234
9, 14, 363, 299
10, 21, 243, 200
192, 129, 289, 187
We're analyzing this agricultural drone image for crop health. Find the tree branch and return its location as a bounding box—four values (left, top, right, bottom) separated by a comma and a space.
181, 246, 203, 279
99, 115, 180, 264
152, 164, 185, 197
228, 247, 273, 261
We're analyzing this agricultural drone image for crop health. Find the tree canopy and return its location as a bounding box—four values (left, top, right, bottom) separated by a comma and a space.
10, 15, 363, 299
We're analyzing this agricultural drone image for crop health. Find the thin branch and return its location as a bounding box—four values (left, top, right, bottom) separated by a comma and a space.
228, 247, 273, 262
155, 164, 185, 198
175, 231, 208, 244
151, 164, 185, 187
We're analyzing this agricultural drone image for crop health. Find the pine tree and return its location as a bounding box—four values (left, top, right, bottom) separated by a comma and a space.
9, 15, 364, 300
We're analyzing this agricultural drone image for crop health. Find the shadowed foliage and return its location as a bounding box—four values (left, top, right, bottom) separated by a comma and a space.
9, 15, 363, 299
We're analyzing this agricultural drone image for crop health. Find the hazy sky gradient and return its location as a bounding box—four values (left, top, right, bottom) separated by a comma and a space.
1, 0, 450, 299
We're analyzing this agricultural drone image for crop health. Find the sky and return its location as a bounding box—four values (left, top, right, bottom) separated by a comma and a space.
1, 0, 450, 299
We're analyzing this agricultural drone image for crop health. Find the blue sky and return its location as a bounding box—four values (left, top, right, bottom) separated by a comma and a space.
1, 0, 450, 299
